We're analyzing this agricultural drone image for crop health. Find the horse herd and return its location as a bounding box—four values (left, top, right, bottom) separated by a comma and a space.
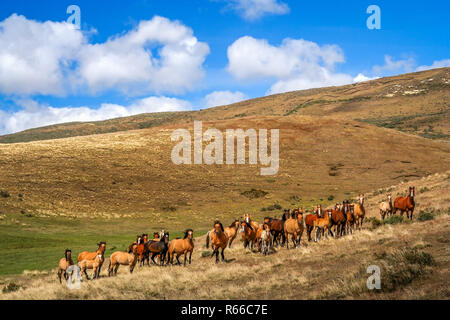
57, 187, 416, 282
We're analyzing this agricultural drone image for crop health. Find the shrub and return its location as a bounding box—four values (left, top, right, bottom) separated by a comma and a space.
0, 190, 10, 198
419, 186, 429, 193
2, 282, 21, 294
241, 189, 268, 199
328, 195, 334, 201
367, 217, 382, 230
418, 210, 434, 222
383, 215, 404, 225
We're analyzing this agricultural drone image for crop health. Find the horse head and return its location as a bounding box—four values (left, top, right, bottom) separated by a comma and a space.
163, 232, 170, 244
65, 249, 72, 262
97, 241, 106, 253
184, 229, 194, 240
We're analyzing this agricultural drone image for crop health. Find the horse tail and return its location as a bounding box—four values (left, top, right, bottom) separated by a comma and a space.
206, 231, 210, 249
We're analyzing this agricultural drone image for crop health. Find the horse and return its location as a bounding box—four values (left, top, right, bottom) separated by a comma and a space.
79, 252, 103, 280
240, 220, 257, 250
58, 249, 74, 283
313, 210, 333, 242
206, 220, 229, 263
393, 187, 415, 220
224, 220, 240, 248
346, 204, 356, 235
330, 206, 346, 238
77, 241, 106, 278
108, 243, 138, 276
263, 215, 285, 248
305, 205, 322, 241
167, 229, 195, 266
259, 223, 272, 256
144, 232, 170, 266
379, 194, 393, 220
135, 235, 148, 267
353, 194, 366, 231
284, 209, 304, 249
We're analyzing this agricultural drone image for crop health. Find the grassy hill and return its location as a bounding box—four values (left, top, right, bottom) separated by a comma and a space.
1, 67, 449, 144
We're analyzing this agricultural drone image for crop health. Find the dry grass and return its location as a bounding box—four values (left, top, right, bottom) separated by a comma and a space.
1, 173, 449, 300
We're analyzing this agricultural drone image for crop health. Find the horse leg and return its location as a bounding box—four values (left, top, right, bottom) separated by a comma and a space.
221, 247, 225, 262
176, 254, 182, 265
215, 249, 219, 263
189, 251, 192, 265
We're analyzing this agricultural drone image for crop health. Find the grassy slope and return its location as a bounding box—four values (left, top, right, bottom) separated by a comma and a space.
0, 116, 449, 219
1, 172, 449, 299
1, 67, 449, 144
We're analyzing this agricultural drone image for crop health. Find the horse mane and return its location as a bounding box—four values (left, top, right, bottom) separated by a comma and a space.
243, 221, 253, 231
228, 221, 237, 228
184, 229, 193, 239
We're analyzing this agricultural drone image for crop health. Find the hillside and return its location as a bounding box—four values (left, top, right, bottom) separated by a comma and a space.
1, 172, 449, 299
1, 67, 449, 144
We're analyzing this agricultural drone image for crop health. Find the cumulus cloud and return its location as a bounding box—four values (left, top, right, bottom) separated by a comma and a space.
204, 90, 247, 107
416, 59, 450, 72
353, 73, 379, 83
372, 55, 416, 76
227, 36, 353, 94
0, 14, 209, 96
0, 97, 191, 135
224, 0, 290, 20
0, 14, 83, 95
77, 16, 210, 94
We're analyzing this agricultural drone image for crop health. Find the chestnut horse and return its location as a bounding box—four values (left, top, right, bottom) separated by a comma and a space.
206, 220, 229, 263
346, 204, 356, 235
58, 249, 74, 283
353, 194, 366, 231
330, 206, 346, 238
305, 205, 322, 242
240, 220, 257, 250
108, 243, 138, 276
77, 242, 106, 278
168, 229, 195, 266
393, 186, 416, 220
313, 210, 333, 242
79, 252, 103, 280
263, 215, 286, 247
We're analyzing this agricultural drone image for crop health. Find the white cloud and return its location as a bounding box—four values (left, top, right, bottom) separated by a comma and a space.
77, 16, 210, 94
225, 0, 289, 20
416, 59, 450, 72
0, 14, 209, 96
0, 14, 83, 96
372, 55, 416, 76
353, 73, 379, 83
0, 97, 191, 135
204, 90, 247, 107
227, 36, 353, 94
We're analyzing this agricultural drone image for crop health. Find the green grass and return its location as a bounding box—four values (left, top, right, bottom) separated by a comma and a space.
0, 214, 205, 277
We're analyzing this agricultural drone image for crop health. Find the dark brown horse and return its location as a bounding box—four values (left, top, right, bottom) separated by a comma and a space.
144, 232, 170, 266
305, 205, 322, 241
393, 186, 416, 220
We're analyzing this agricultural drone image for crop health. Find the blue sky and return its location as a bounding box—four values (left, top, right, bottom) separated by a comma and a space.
0, 0, 449, 134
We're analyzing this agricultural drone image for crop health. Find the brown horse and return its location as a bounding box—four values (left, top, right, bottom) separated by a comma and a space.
168, 229, 195, 266
108, 243, 138, 276
58, 249, 74, 283
313, 210, 333, 242
240, 220, 257, 250
330, 206, 346, 238
79, 253, 103, 280
263, 215, 286, 247
353, 194, 366, 231
393, 186, 415, 220
305, 205, 322, 241
77, 242, 106, 278
206, 220, 229, 263
224, 220, 240, 248
243, 213, 260, 231
284, 209, 304, 249
145, 232, 170, 266
346, 204, 356, 235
